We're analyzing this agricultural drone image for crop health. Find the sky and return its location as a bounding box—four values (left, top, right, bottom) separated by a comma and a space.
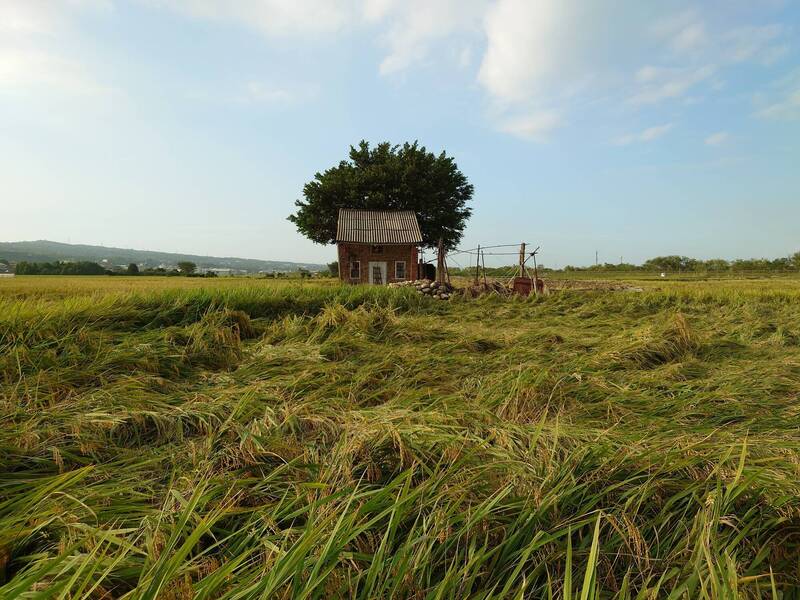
1, 0, 799, 268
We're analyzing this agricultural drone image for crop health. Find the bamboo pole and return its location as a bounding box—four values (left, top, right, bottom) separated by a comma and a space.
474, 244, 481, 286
437, 238, 445, 284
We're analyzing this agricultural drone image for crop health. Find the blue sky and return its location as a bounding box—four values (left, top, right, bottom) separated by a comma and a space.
1, 0, 798, 267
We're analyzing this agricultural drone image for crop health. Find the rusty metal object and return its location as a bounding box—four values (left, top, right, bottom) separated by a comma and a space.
511, 276, 545, 296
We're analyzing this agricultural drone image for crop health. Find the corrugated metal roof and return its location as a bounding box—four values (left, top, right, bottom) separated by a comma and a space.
336, 209, 423, 244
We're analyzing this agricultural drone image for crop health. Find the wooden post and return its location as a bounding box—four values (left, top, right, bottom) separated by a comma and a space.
474, 244, 481, 286
481, 249, 487, 285
436, 238, 445, 284
519, 242, 526, 277
532, 250, 539, 296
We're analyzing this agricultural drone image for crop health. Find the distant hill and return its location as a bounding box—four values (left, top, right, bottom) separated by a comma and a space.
0, 240, 326, 273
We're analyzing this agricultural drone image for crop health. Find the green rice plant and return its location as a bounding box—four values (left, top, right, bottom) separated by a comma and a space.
1, 278, 800, 597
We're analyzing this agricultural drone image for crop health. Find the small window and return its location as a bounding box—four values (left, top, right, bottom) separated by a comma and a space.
370, 245, 384, 254
349, 261, 360, 280
395, 261, 406, 280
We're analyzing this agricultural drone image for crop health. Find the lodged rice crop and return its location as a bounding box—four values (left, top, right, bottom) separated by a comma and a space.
1, 278, 800, 598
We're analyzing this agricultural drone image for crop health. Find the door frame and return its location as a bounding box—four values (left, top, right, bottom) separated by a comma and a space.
368, 261, 388, 285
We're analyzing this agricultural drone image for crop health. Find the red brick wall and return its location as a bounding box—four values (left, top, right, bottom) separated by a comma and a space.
338, 243, 418, 284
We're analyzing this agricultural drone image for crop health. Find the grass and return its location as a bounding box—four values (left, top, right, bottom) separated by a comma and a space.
2, 276, 800, 597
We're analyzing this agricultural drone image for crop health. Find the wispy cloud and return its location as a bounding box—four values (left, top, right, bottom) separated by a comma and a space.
651, 10, 708, 54
629, 65, 715, 105
755, 70, 800, 121
242, 82, 294, 104
723, 25, 787, 65
374, 0, 485, 75
757, 89, 800, 120
146, 0, 357, 37
614, 123, 674, 145
496, 111, 562, 141
705, 131, 730, 146
186, 80, 318, 107
0, 47, 109, 95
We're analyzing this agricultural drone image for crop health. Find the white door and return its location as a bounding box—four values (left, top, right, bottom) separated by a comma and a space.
368, 261, 387, 285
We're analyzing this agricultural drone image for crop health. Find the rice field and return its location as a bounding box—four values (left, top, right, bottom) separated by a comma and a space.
2, 276, 800, 598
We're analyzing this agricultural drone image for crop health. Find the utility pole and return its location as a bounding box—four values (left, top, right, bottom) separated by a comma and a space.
595, 250, 599, 266
519, 242, 526, 277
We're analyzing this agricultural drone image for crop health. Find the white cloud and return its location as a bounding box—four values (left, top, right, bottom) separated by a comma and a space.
0, 2, 62, 34
150, 0, 486, 76
5, 0, 794, 144
375, 0, 485, 75
0, 47, 108, 94
651, 10, 708, 54
757, 89, 800, 120
723, 25, 786, 64
614, 123, 674, 145
146, 0, 356, 36
243, 82, 293, 104
629, 65, 714, 105
671, 22, 708, 53
476, 0, 578, 140
241, 81, 319, 105
704, 131, 729, 146
457, 45, 473, 69
362, 0, 396, 22
497, 111, 562, 141
0, 0, 110, 34
0, 1, 111, 95
477, 0, 565, 104
754, 70, 800, 121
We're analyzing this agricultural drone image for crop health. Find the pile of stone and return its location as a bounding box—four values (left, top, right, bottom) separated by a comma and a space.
389, 279, 454, 300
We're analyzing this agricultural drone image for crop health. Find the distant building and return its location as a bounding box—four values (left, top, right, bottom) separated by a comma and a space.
335, 209, 422, 285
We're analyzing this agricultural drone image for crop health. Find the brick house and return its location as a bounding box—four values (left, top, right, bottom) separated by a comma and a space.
336, 209, 422, 284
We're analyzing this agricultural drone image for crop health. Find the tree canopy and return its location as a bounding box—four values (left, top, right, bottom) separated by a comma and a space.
289, 141, 473, 249
177, 261, 197, 274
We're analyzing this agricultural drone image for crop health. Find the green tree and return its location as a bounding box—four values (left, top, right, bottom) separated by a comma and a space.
792, 251, 800, 269
703, 258, 730, 272
643, 256, 697, 272
127, 263, 140, 275
327, 261, 339, 277
177, 261, 196, 275
289, 141, 473, 249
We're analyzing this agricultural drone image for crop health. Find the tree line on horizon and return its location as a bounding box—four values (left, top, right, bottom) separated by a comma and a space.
9, 253, 800, 277
12, 260, 218, 277
562, 253, 800, 273
448, 252, 800, 277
